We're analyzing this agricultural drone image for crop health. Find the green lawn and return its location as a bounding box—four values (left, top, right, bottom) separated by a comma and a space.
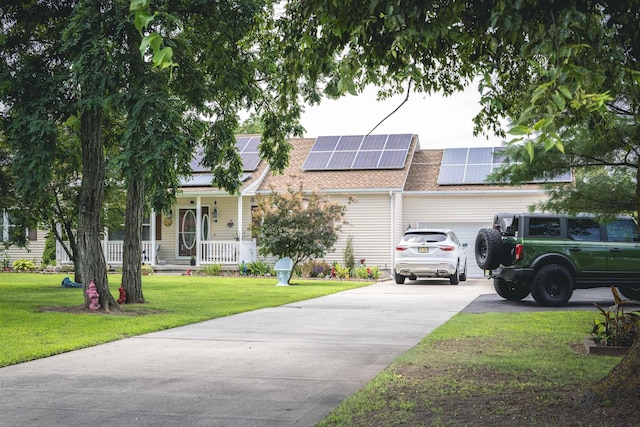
318, 310, 624, 426
0, 273, 371, 367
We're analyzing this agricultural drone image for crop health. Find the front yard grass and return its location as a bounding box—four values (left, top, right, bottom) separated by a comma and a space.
318, 311, 633, 426
0, 273, 371, 367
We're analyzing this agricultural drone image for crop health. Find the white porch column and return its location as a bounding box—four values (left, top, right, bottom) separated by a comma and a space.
103, 229, 109, 264
237, 195, 243, 241
150, 208, 156, 266
196, 196, 202, 266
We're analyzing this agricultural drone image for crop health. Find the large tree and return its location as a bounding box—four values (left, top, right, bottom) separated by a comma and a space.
275, 0, 639, 405
2, 1, 302, 308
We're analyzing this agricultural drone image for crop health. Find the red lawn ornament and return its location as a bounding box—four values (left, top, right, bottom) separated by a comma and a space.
117, 287, 126, 304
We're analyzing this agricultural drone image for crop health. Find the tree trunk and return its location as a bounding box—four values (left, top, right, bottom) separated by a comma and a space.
77, 105, 117, 311
581, 336, 640, 406
121, 177, 145, 303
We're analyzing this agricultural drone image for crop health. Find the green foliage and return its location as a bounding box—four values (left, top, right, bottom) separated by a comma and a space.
246, 260, 273, 276
141, 264, 154, 275
298, 260, 331, 278
255, 185, 354, 272
354, 265, 381, 280
42, 232, 57, 266
12, 259, 36, 271
0, 273, 370, 367
201, 263, 222, 276
344, 235, 355, 270
332, 263, 351, 279
591, 287, 640, 347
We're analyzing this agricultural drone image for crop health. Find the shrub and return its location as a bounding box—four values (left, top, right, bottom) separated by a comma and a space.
201, 263, 222, 276
332, 262, 350, 279
247, 260, 273, 276
42, 233, 57, 266
592, 286, 640, 347
344, 235, 355, 270
13, 259, 36, 271
354, 265, 382, 279
141, 264, 154, 275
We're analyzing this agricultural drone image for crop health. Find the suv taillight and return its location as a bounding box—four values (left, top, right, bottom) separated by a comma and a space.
515, 243, 523, 260
439, 246, 455, 251
395, 246, 408, 252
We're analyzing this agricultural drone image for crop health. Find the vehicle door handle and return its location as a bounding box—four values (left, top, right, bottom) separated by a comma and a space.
609, 248, 622, 253
568, 247, 581, 252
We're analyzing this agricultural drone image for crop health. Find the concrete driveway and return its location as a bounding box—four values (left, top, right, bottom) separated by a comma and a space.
0, 279, 492, 427
1, 278, 634, 426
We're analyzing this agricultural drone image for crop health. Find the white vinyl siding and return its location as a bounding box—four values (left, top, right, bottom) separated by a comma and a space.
403, 191, 548, 277
323, 193, 394, 272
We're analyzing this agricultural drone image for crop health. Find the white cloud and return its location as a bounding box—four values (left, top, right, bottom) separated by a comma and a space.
300, 85, 506, 149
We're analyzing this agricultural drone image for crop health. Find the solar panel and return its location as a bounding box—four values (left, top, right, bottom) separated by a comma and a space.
437, 147, 573, 185
190, 136, 263, 173
302, 134, 413, 170
238, 136, 261, 172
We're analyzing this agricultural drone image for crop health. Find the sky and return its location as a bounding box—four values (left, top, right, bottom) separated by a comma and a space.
299, 85, 506, 150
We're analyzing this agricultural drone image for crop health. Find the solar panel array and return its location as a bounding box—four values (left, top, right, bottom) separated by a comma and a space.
302, 134, 413, 171
437, 147, 572, 185
190, 136, 262, 173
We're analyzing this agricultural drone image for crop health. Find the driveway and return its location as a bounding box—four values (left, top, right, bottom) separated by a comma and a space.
0, 279, 491, 427
1, 278, 635, 426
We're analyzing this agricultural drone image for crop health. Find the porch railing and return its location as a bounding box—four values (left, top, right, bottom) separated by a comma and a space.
56, 239, 257, 266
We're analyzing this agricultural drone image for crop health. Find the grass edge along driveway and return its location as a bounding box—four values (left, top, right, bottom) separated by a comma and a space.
0, 273, 372, 367
317, 310, 628, 426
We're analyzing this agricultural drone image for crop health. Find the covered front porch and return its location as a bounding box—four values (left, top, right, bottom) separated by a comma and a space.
55, 193, 260, 269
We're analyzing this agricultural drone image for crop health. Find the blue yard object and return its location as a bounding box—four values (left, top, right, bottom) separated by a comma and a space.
61, 276, 83, 288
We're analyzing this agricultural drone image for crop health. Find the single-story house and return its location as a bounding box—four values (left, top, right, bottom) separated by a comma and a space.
4, 134, 562, 277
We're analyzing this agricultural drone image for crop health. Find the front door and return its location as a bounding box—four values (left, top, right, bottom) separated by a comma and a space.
178, 208, 197, 258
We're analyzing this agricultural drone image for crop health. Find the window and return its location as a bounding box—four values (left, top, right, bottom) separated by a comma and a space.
0, 211, 35, 242
605, 219, 640, 243
568, 218, 600, 241
528, 217, 561, 237
108, 216, 152, 241
404, 232, 447, 243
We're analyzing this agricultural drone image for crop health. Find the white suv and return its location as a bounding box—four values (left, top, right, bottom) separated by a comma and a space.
394, 228, 468, 285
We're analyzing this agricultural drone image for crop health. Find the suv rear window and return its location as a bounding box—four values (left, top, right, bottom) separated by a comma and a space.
528, 217, 561, 237
403, 232, 446, 243
568, 218, 600, 241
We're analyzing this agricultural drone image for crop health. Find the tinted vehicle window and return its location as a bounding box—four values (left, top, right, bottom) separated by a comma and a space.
403, 232, 446, 243
605, 219, 640, 242
568, 218, 600, 241
528, 217, 561, 237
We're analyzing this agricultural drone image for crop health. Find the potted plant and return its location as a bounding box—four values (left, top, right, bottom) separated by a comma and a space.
190, 255, 196, 266
586, 286, 639, 355
141, 264, 154, 276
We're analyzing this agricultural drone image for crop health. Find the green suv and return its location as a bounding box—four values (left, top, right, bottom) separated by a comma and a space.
475, 213, 640, 307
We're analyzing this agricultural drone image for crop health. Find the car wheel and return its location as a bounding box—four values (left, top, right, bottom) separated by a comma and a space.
619, 286, 640, 301
475, 228, 503, 270
459, 263, 467, 282
493, 278, 530, 301
531, 264, 574, 307
449, 265, 460, 285
395, 274, 406, 284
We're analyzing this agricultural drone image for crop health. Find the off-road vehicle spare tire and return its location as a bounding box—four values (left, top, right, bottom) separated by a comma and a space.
475, 228, 503, 270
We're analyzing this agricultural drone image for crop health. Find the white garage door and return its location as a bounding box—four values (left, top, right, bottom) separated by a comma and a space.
416, 221, 492, 278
